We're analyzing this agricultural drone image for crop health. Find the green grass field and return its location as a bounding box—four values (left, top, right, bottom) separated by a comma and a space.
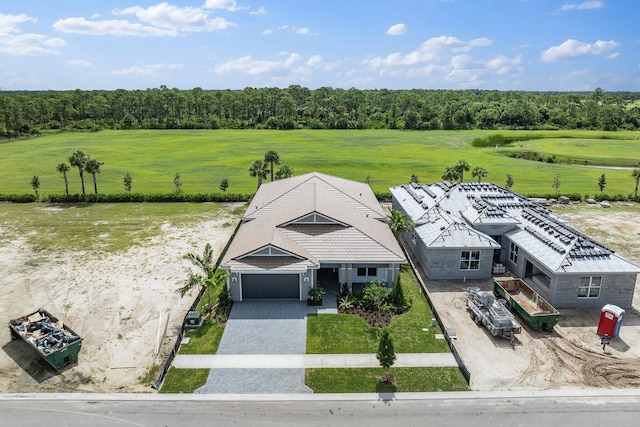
1, 129, 638, 197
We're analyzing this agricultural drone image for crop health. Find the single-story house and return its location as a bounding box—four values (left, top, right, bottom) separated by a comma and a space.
220, 172, 406, 301
390, 181, 639, 308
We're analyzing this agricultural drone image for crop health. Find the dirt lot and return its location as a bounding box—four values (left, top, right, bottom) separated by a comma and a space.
0, 204, 239, 393
426, 203, 640, 391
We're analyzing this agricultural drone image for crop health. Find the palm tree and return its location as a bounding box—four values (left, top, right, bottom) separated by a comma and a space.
472, 167, 488, 182
56, 163, 70, 195
179, 243, 228, 310
632, 169, 640, 198
442, 166, 460, 182
275, 165, 294, 180
454, 160, 471, 182
249, 160, 268, 189
69, 150, 89, 195
264, 150, 280, 182
85, 158, 104, 194
387, 209, 412, 239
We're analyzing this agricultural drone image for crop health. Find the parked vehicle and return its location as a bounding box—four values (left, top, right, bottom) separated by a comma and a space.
8, 308, 82, 370
466, 287, 521, 347
494, 278, 560, 331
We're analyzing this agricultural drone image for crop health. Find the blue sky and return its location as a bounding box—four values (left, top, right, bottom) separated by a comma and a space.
1, 1, 638, 91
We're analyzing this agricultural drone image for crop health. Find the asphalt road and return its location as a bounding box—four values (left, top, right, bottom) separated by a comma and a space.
2, 391, 639, 427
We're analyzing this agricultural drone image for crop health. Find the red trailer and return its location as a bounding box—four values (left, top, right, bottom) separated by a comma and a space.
597, 304, 625, 339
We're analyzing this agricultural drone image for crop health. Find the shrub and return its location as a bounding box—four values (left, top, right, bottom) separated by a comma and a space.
308, 287, 326, 306
388, 278, 409, 313
360, 280, 389, 311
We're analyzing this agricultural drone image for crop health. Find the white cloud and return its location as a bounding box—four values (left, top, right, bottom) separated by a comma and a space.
365, 35, 492, 68
114, 3, 234, 32
306, 55, 322, 67
386, 23, 407, 36
112, 63, 182, 76
67, 59, 92, 67
214, 53, 302, 75
0, 33, 64, 56
558, 1, 604, 12
0, 13, 36, 33
54, 17, 178, 36
605, 52, 620, 60
278, 25, 318, 36
203, 0, 245, 11
262, 28, 272, 35
250, 7, 268, 16
541, 39, 619, 62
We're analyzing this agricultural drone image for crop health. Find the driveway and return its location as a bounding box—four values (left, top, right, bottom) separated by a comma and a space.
195, 300, 318, 394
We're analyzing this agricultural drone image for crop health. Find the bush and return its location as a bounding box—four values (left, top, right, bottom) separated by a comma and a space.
388, 278, 409, 313
0, 194, 37, 203
308, 287, 326, 306
44, 192, 252, 203
360, 280, 389, 311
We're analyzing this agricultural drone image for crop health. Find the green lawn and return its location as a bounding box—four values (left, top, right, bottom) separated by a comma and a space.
179, 318, 226, 355
307, 267, 449, 354
159, 367, 209, 393
1, 129, 638, 197
305, 367, 469, 393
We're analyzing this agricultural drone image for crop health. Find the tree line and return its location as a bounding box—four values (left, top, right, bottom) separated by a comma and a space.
2, 86, 639, 137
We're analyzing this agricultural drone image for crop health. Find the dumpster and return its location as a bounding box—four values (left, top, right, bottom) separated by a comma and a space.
8, 308, 82, 370
494, 278, 560, 331
597, 304, 625, 338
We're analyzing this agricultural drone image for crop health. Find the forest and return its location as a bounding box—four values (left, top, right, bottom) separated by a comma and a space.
1, 86, 639, 138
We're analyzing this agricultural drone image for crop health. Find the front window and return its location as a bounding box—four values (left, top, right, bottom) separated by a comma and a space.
357, 267, 377, 277
509, 242, 519, 264
460, 250, 480, 270
578, 276, 602, 298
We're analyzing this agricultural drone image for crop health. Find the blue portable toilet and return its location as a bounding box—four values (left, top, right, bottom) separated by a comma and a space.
597, 304, 625, 338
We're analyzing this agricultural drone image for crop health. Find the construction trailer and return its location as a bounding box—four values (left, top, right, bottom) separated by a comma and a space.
467, 287, 521, 346
8, 308, 83, 370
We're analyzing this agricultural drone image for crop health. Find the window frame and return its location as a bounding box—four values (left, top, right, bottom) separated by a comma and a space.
356, 267, 377, 277
509, 242, 519, 264
578, 276, 602, 299
459, 250, 480, 270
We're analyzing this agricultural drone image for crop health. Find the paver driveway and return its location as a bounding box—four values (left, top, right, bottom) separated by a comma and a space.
195, 300, 317, 394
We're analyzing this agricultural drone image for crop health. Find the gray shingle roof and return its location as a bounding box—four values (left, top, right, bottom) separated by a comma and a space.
391, 181, 640, 274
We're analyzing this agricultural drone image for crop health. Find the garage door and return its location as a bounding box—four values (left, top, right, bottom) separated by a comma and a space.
242, 274, 300, 299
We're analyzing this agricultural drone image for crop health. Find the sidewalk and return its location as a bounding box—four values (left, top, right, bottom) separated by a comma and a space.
173, 353, 457, 369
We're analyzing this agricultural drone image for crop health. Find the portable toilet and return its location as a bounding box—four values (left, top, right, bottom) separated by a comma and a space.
597, 304, 625, 338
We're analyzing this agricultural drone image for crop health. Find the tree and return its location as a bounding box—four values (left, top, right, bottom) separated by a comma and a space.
410, 174, 419, 183
219, 177, 229, 192
387, 209, 411, 238
472, 167, 488, 182
454, 160, 471, 182
56, 163, 70, 195
85, 158, 104, 194
69, 150, 89, 195
632, 169, 640, 198
552, 174, 561, 196
505, 174, 514, 189
179, 243, 228, 310
264, 150, 280, 182
442, 166, 460, 182
598, 174, 606, 193
31, 175, 40, 200
123, 173, 132, 193
173, 173, 182, 193
377, 329, 396, 385
275, 165, 294, 180
249, 160, 268, 189
365, 175, 372, 185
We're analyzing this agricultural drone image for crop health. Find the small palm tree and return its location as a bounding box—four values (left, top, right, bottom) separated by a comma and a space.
454, 160, 470, 182
264, 150, 280, 182
31, 175, 40, 200
249, 160, 268, 189
56, 163, 70, 195
632, 169, 640, 198
85, 158, 104, 194
387, 209, 411, 239
442, 166, 460, 182
472, 167, 488, 182
275, 165, 294, 180
179, 243, 228, 310
69, 150, 89, 195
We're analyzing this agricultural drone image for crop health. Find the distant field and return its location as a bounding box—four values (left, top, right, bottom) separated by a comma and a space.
0, 129, 638, 197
